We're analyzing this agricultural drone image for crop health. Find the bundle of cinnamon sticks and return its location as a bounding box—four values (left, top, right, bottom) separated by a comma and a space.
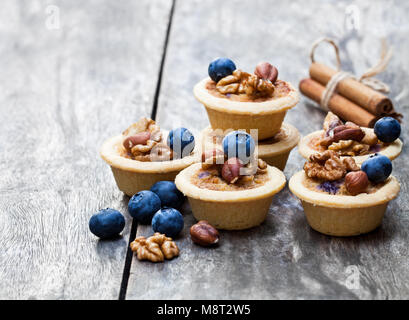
299, 62, 402, 127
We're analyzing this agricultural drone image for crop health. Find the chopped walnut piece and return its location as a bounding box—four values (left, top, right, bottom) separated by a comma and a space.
352, 143, 370, 155
130, 236, 164, 262
361, 130, 378, 146
304, 150, 359, 181
328, 140, 354, 151
123, 117, 159, 137
216, 69, 274, 98
343, 157, 360, 172
257, 159, 268, 174
130, 233, 179, 263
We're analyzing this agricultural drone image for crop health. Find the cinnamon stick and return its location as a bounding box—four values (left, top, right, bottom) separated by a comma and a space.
309, 62, 393, 115
299, 78, 377, 127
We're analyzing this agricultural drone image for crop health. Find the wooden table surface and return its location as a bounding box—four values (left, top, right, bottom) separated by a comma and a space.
1, 0, 408, 300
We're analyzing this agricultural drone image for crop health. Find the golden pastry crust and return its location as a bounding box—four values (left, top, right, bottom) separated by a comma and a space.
298, 129, 403, 164
194, 77, 299, 115
176, 163, 286, 230
289, 171, 400, 208
100, 133, 199, 174
175, 163, 285, 203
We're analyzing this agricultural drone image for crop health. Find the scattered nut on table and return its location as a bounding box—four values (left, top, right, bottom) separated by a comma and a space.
190, 221, 219, 247
130, 232, 179, 262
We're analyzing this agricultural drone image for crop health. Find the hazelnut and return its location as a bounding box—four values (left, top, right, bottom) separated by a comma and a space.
221, 157, 243, 183
254, 62, 278, 83
190, 221, 219, 247
123, 131, 151, 152
345, 171, 369, 195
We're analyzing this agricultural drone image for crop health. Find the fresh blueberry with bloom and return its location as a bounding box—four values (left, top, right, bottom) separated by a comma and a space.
167, 127, 195, 158
152, 207, 184, 238
361, 154, 392, 184
222, 131, 255, 164
208, 58, 236, 82
374, 117, 401, 143
150, 181, 185, 208
128, 190, 161, 224
89, 208, 125, 239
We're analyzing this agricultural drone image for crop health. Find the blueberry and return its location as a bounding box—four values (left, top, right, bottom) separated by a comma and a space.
361, 154, 392, 184
374, 117, 401, 143
150, 181, 185, 208
89, 208, 125, 239
222, 131, 255, 164
128, 190, 161, 224
167, 127, 195, 158
152, 207, 184, 238
208, 58, 236, 82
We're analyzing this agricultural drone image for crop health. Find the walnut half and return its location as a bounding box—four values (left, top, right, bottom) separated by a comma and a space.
216, 69, 274, 98
303, 150, 359, 181
130, 233, 179, 262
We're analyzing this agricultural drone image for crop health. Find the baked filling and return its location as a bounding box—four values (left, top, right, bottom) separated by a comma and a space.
308, 112, 387, 157
191, 165, 269, 191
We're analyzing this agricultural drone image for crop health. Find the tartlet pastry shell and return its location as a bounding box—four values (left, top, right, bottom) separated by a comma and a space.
175, 163, 286, 230
201, 123, 300, 170
193, 78, 299, 140
100, 135, 199, 196
289, 171, 400, 236
298, 129, 403, 164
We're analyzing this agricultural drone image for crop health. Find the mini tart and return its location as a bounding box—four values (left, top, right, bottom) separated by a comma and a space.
289, 171, 400, 236
298, 128, 403, 164
100, 134, 199, 196
193, 77, 299, 140
201, 123, 300, 170
175, 163, 286, 230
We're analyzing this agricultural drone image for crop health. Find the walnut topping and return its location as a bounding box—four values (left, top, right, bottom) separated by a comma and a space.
130, 233, 179, 262
319, 112, 380, 157
328, 140, 354, 151
257, 159, 268, 174
361, 129, 378, 146
304, 150, 359, 181
122, 118, 173, 162
216, 69, 274, 98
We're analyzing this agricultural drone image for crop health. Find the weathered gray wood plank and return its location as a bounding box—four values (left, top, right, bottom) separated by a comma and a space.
0, 0, 172, 299
127, 0, 409, 299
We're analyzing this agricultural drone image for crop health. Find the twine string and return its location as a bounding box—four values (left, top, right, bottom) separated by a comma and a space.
310, 37, 393, 110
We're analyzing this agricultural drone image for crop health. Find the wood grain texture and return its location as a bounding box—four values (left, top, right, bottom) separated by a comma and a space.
0, 0, 172, 299
127, 0, 409, 299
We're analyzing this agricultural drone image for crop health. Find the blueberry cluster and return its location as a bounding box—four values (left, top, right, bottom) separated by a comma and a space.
130, 181, 185, 237
89, 181, 185, 239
